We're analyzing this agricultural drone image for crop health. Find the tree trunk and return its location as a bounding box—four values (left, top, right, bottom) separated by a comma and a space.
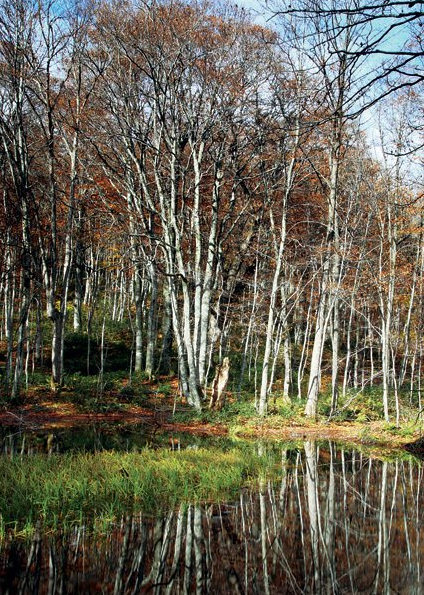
209, 357, 230, 410
145, 262, 158, 379
158, 283, 173, 375
134, 262, 144, 373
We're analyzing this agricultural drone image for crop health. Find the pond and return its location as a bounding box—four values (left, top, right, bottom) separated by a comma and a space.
0, 426, 423, 594
0, 422, 181, 454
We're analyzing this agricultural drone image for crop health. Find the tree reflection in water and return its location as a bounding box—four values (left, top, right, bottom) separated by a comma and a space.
1, 442, 423, 594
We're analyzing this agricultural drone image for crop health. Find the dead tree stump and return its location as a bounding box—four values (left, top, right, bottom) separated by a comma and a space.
209, 357, 230, 410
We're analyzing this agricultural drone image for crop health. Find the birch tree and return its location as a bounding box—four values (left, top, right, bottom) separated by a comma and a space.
0, 0, 37, 396
258, 63, 305, 415
273, 0, 372, 417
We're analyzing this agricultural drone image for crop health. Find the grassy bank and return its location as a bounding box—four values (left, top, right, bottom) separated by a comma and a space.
0, 444, 282, 538
172, 387, 424, 447
2, 371, 424, 451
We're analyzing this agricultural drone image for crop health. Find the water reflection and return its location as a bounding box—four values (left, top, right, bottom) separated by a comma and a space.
0, 424, 225, 455
0, 423, 154, 455
1, 441, 424, 594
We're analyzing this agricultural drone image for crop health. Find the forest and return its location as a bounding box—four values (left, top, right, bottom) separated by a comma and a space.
1, 0, 423, 425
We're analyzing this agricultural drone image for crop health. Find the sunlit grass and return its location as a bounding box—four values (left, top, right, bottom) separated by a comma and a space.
1, 445, 282, 537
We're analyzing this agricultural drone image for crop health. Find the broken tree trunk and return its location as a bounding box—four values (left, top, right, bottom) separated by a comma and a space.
209, 357, 230, 411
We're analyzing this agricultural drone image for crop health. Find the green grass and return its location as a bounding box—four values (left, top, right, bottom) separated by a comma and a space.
0, 444, 283, 538
314, 385, 423, 424
173, 386, 424, 428
173, 393, 257, 425
58, 371, 152, 411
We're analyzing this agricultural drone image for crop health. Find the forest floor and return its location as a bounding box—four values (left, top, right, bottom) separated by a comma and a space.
0, 397, 226, 437
1, 377, 422, 455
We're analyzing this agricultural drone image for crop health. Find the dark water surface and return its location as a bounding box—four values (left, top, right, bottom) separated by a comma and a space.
0, 422, 190, 454
0, 429, 423, 594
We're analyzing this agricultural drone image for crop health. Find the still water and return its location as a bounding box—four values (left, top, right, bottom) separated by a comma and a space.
0, 426, 423, 594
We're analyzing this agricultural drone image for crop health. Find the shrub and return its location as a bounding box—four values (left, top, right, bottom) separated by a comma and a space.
64, 333, 131, 375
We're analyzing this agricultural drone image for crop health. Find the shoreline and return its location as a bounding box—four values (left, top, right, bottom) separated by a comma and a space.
0, 398, 420, 453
